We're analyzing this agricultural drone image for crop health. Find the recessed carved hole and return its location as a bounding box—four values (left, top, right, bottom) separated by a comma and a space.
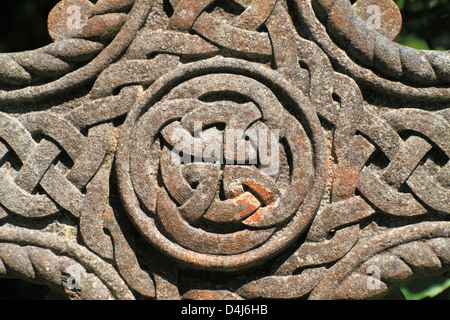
163, 0, 174, 18
397, 129, 421, 141
189, 181, 199, 190
365, 147, 390, 170
32, 184, 49, 197
286, 0, 312, 40
112, 114, 127, 128
276, 143, 290, 189
146, 52, 160, 60
398, 182, 414, 194
332, 92, 342, 104
179, 51, 221, 64
199, 215, 246, 234
298, 60, 309, 70
319, 114, 335, 131
280, 137, 293, 180
31, 133, 46, 144
217, 0, 245, 15
325, 229, 335, 241
298, 60, 311, 79
398, 130, 448, 167
103, 227, 112, 239
112, 83, 142, 96
0, 143, 22, 172
423, 147, 448, 168
218, 177, 228, 201
53, 151, 74, 170
199, 91, 252, 104
257, 24, 269, 34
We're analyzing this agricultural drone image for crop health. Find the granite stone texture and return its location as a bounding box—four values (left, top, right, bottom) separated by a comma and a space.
0, 0, 448, 300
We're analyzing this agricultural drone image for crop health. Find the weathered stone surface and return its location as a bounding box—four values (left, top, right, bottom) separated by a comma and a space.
0, 0, 448, 300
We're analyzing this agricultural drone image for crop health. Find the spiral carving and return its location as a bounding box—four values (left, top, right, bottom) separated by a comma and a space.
117, 57, 326, 270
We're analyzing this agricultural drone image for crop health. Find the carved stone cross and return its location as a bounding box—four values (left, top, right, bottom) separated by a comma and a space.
0, 0, 448, 300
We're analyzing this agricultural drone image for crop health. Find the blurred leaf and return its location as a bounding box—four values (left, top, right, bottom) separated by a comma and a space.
394, 0, 450, 50
408, 0, 425, 11
396, 0, 405, 9
396, 33, 430, 50
429, 0, 441, 8
400, 276, 450, 300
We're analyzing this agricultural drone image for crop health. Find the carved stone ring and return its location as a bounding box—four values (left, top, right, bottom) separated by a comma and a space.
117, 57, 326, 270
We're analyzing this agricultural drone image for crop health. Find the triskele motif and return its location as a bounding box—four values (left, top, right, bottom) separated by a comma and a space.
117, 58, 326, 270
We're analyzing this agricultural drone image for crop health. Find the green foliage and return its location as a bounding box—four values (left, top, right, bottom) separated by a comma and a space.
394, 0, 450, 50
400, 275, 450, 300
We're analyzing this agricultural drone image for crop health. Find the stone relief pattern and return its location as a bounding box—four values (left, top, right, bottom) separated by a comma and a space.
0, 0, 448, 300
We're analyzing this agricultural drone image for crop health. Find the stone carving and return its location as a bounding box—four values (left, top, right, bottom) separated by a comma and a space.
117, 57, 326, 271
0, 0, 448, 300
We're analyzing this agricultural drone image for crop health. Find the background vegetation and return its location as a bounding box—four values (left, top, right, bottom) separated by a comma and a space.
0, 0, 448, 300
394, 0, 450, 50
0, 0, 448, 52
